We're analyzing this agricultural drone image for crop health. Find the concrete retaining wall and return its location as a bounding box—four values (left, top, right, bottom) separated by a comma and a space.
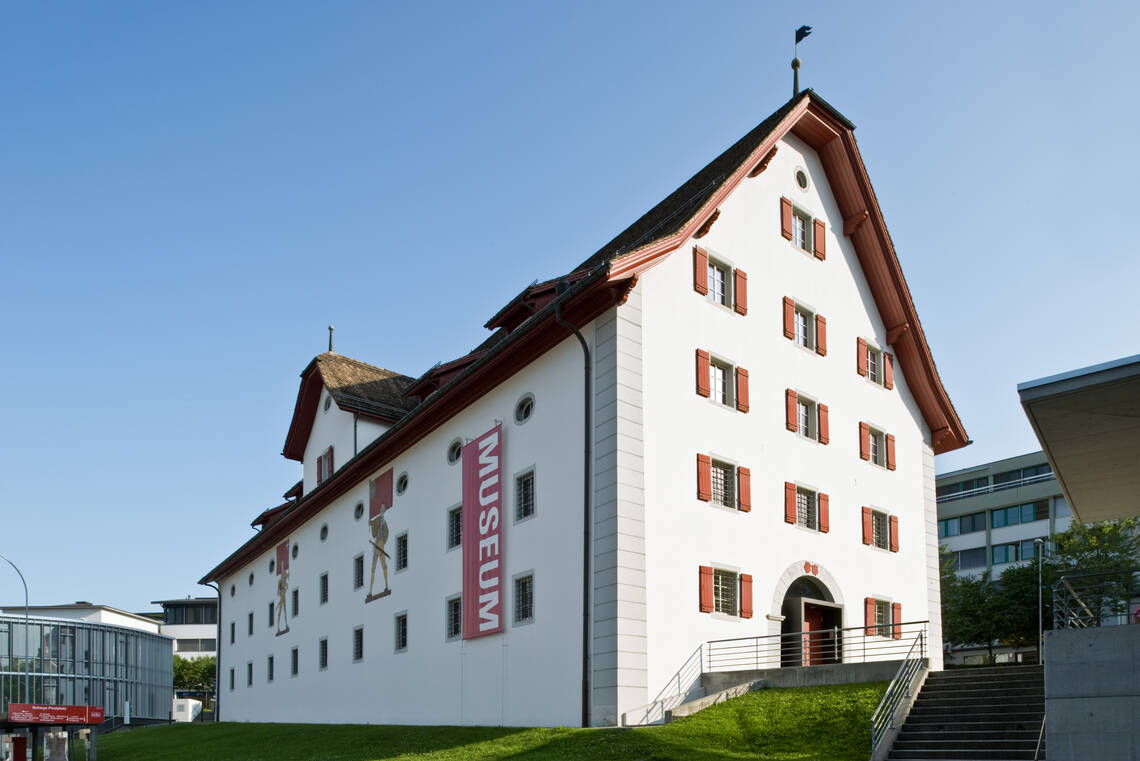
1045, 626, 1140, 761
702, 659, 906, 693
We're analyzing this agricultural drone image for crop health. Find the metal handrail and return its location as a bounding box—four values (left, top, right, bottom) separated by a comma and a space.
1052, 568, 1140, 629
706, 620, 928, 673
1034, 715, 1045, 760
936, 472, 1053, 503
870, 630, 926, 760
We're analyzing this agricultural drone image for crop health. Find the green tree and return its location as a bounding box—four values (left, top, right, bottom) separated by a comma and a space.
940, 552, 1005, 661
173, 655, 216, 692
1049, 518, 1139, 627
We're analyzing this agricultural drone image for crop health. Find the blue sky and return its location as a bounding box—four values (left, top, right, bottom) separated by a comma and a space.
1, 2, 1137, 611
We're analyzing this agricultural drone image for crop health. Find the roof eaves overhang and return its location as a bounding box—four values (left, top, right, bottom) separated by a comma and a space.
201, 262, 626, 585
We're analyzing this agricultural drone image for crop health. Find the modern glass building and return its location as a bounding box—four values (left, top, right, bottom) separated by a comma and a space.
0, 614, 173, 723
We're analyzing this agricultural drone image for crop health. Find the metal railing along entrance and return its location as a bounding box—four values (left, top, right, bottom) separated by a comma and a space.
870, 630, 926, 760
706, 620, 928, 673
1053, 568, 1140, 629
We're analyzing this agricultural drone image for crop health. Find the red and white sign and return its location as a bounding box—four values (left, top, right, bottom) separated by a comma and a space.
8, 704, 105, 724
462, 424, 504, 639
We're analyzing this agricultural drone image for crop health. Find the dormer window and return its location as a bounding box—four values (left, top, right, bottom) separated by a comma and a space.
316, 446, 334, 484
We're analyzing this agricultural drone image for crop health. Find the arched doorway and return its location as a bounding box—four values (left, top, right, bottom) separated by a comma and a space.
780, 575, 843, 667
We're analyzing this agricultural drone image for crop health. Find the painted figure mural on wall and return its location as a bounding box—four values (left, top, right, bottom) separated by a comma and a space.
275, 540, 290, 636
366, 469, 394, 603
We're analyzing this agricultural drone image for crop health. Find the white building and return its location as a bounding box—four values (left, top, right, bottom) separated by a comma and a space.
202, 90, 968, 728
0, 604, 161, 635
152, 598, 218, 660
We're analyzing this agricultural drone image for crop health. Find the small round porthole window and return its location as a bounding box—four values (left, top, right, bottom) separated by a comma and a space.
396, 472, 409, 495
794, 167, 810, 191
248, 573, 254, 586
269, 559, 276, 574
323, 396, 332, 412
447, 439, 463, 465
229, 585, 235, 597
354, 502, 364, 520
514, 393, 535, 425
291, 543, 299, 559
320, 524, 329, 541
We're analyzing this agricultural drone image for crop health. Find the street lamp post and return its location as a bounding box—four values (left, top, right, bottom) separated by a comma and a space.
1035, 538, 1045, 664
0, 553, 30, 702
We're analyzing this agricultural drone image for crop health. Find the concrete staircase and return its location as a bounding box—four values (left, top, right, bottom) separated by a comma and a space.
887, 665, 1044, 760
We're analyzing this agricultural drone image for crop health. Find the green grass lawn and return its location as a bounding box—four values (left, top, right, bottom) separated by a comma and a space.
98, 681, 885, 761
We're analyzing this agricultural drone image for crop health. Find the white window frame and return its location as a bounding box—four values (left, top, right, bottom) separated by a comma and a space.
709, 459, 736, 509
795, 393, 818, 441
352, 554, 364, 590
512, 571, 536, 627
871, 510, 889, 550
866, 343, 884, 385
868, 426, 887, 467
708, 355, 735, 408
514, 467, 536, 523
707, 258, 731, 307
790, 205, 815, 253
796, 486, 819, 531
394, 611, 409, 653
445, 594, 462, 641
712, 568, 739, 616
874, 599, 891, 638
395, 532, 409, 573
446, 505, 462, 551
794, 306, 815, 351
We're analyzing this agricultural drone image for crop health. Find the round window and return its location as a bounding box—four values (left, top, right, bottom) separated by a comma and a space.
354, 502, 364, 520
248, 573, 254, 586
320, 524, 329, 541
514, 394, 535, 425
291, 543, 299, 559
396, 472, 409, 495
269, 559, 275, 574
447, 439, 463, 465
795, 167, 810, 191
229, 585, 235, 597
324, 396, 332, 412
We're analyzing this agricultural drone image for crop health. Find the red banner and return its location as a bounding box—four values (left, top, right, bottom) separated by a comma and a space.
462, 424, 504, 639
276, 540, 289, 574
8, 704, 104, 724
370, 469, 393, 519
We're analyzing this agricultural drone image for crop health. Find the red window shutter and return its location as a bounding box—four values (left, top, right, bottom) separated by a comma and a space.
819, 493, 830, 533
785, 388, 798, 432
699, 566, 714, 613
783, 297, 796, 339
696, 454, 712, 502
735, 367, 749, 413
780, 197, 793, 240
733, 269, 748, 315
886, 434, 896, 471
813, 219, 826, 260
696, 349, 710, 397
784, 482, 797, 524
864, 597, 877, 637
316, 453, 324, 484
891, 602, 902, 640
740, 574, 754, 619
889, 515, 900, 552
693, 246, 709, 295
859, 422, 871, 460
737, 467, 751, 512
327, 446, 334, 474
884, 352, 895, 390
862, 506, 873, 545
818, 404, 830, 445
857, 338, 868, 376
815, 315, 827, 356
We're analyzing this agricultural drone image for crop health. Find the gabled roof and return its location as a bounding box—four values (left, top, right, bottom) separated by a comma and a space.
577, 89, 968, 453
282, 353, 416, 461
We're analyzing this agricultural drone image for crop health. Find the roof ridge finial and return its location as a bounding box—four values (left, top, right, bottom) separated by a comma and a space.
328, 324, 335, 353
793, 24, 812, 97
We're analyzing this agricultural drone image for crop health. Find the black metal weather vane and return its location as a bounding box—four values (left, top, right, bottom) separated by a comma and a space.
793, 25, 812, 96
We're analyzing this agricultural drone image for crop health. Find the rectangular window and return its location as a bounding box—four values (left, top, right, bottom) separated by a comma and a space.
267, 655, 274, 683
710, 359, 733, 407
319, 573, 329, 605
874, 600, 891, 637
713, 569, 738, 615
867, 345, 883, 384
290, 647, 299, 676
707, 260, 730, 306
992, 543, 1017, 565
292, 588, 299, 619
395, 533, 408, 571
962, 512, 986, 533
1020, 539, 1043, 561
229, 668, 234, 691
230, 622, 235, 644
446, 596, 462, 640
796, 488, 818, 530
872, 511, 889, 550
515, 471, 536, 520
957, 547, 987, 570
796, 398, 817, 439
709, 460, 735, 508
794, 308, 813, 349
395, 614, 408, 652
353, 627, 364, 663
268, 602, 274, 628
247, 612, 253, 636
318, 638, 328, 670
353, 555, 364, 590
514, 575, 535, 625
246, 662, 253, 687
447, 507, 462, 550
869, 428, 886, 467
792, 210, 810, 251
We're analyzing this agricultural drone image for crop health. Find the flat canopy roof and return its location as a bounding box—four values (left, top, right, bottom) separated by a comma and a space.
1018, 353, 1140, 523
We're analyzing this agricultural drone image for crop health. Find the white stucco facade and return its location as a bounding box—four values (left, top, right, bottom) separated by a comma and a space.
211, 94, 961, 729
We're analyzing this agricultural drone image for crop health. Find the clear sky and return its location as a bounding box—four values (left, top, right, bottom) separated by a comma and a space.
1, 2, 1137, 612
